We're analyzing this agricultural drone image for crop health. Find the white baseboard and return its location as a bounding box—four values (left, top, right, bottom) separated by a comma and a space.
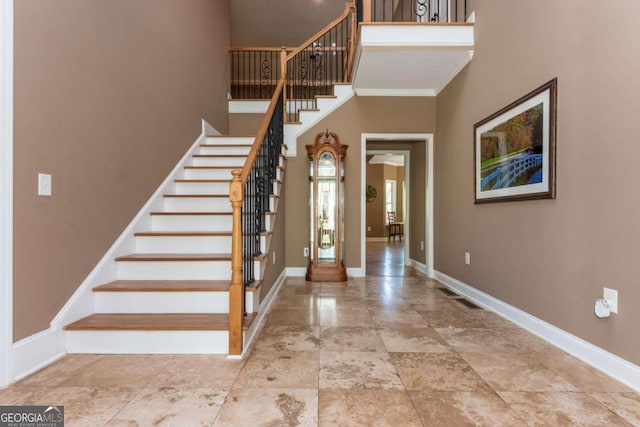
11, 328, 64, 383
366, 237, 387, 242
286, 267, 365, 278
409, 258, 429, 275
434, 270, 640, 393
236, 268, 287, 359
347, 267, 365, 277
286, 267, 307, 277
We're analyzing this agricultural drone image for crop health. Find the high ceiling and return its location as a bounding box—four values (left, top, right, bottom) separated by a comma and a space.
230, 0, 346, 47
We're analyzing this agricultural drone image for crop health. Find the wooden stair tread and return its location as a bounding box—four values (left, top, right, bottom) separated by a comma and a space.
115, 253, 232, 261
298, 108, 320, 112
150, 212, 232, 216
184, 166, 244, 170
193, 154, 247, 158
175, 179, 232, 183
94, 280, 230, 292
315, 95, 337, 99
206, 134, 256, 138
164, 194, 229, 198
135, 231, 232, 237
64, 313, 256, 331
199, 144, 252, 147
135, 231, 271, 237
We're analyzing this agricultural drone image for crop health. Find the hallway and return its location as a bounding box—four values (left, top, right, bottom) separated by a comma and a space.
1, 267, 639, 425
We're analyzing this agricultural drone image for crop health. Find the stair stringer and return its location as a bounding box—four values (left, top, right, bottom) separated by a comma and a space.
230, 84, 354, 158
50, 119, 220, 332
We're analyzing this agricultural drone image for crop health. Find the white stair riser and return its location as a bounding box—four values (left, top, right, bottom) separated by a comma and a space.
192, 157, 247, 167
66, 330, 229, 354
316, 97, 337, 110
116, 260, 262, 280
117, 260, 231, 280
298, 110, 322, 123
94, 290, 258, 314
164, 197, 231, 212
198, 146, 251, 156
136, 235, 232, 254
333, 84, 352, 98
151, 215, 232, 232
95, 291, 229, 314
174, 182, 231, 195
94, 292, 229, 313
205, 136, 254, 145
184, 169, 238, 180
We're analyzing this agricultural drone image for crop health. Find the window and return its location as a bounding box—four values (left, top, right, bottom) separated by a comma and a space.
385, 179, 396, 223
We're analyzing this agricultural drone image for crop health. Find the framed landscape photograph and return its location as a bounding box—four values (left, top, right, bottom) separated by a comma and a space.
474, 78, 557, 203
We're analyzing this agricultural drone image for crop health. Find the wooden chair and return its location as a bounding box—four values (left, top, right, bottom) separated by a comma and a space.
387, 211, 404, 242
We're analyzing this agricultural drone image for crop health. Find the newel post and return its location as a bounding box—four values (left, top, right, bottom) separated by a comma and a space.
228, 170, 244, 356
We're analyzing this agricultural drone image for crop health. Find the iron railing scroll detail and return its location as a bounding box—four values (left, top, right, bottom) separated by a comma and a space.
228, 76, 285, 356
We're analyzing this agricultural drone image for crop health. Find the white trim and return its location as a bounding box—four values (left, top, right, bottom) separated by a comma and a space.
233, 268, 287, 359
355, 88, 436, 97
228, 100, 270, 114
202, 119, 219, 136
346, 267, 365, 277
426, 135, 434, 277
0, 0, 13, 388
410, 259, 429, 275
434, 270, 640, 393
359, 24, 474, 48
433, 50, 474, 95
362, 134, 434, 278
11, 329, 64, 382
286, 267, 307, 277
366, 237, 388, 242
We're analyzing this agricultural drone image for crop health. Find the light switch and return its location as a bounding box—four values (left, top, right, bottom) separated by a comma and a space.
38, 173, 52, 196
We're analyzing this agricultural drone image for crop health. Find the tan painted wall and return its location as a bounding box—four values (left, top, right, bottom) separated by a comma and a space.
286, 96, 435, 268
231, 0, 346, 47
436, 0, 640, 364
229, 113, 264, 136
13, 0, 230, 341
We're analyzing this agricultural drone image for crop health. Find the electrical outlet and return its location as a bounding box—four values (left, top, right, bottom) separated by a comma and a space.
38, 173, 52, 196
367, 226, 371, 232
465, 252, 471, 265
272, 251, 276, 265
304, 247, 309, 257
603, 287, 618, 314
420, 241, 424, 250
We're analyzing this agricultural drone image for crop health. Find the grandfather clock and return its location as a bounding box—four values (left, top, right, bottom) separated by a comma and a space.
306, 130, 348, 282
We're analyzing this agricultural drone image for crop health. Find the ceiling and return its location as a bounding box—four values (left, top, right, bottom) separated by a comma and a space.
352, 24, 474, 96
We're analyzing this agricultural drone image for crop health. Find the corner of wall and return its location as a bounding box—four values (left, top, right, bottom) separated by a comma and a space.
0, 0, 14, 388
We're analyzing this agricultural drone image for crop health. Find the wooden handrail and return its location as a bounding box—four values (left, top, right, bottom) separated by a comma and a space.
237, 77, 285, 185
228, 62, 285, 356
230, 46, 294, 52
286, 2, 355, 61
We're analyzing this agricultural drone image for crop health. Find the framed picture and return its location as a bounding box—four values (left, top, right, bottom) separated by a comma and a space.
474, 78, 557, 203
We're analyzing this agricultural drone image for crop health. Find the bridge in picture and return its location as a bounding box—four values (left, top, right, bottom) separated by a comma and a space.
481, 153, 543, 190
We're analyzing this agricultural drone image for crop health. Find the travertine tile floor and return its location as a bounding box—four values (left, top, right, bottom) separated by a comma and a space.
1, 243, 639, 426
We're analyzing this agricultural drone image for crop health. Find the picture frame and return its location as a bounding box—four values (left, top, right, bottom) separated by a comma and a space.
474, 78, 557, 204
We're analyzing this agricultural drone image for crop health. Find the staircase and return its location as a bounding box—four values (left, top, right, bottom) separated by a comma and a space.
64, 136, 286, 354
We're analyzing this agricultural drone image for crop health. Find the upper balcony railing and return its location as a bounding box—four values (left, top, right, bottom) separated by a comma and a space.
358, 0, 468, 23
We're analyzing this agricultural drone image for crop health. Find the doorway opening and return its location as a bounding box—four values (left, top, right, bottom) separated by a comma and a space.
360, 133, 434, 278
